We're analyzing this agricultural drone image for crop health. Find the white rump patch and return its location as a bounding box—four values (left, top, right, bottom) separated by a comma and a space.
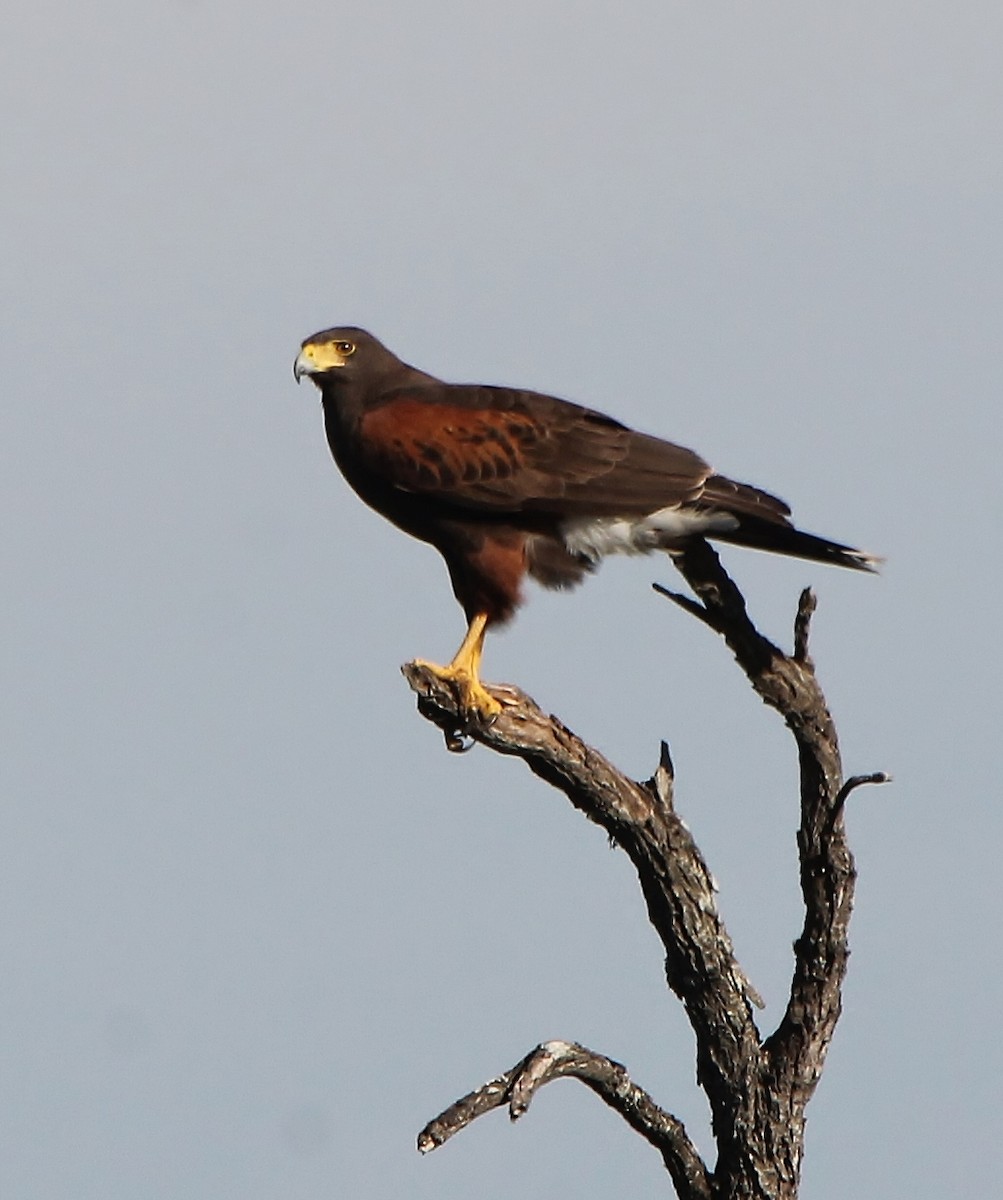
560, 507, 740, 563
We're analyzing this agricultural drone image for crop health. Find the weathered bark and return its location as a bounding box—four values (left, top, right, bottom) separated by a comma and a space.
417, 1039, 711, 1199
403, 541, 886, 1199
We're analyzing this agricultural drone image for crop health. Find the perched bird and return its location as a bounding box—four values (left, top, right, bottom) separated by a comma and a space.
294, 327, 875, 717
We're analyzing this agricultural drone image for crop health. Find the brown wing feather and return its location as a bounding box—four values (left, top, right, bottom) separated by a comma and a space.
551, 429, 711, 515
356, 386, 712, 515
699, 473, 792, 523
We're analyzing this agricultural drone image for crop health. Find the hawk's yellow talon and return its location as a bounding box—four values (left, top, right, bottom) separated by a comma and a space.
412, 661, 503, 720
414, 612, 501, 719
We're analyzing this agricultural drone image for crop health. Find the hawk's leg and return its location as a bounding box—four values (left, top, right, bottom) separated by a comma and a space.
413, 612, 503, 720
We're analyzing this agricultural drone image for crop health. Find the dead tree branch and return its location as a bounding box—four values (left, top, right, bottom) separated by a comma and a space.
417, 1040, 711, 1200
402, 539, 886, 1199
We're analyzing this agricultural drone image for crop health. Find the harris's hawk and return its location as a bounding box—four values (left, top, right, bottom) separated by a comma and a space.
294, 327, 875, 717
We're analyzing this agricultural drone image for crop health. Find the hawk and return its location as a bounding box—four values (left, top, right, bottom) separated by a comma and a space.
294, 327, 875, 717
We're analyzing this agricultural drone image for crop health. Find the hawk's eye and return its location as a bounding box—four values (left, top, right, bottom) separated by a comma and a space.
334, 340, 356, 357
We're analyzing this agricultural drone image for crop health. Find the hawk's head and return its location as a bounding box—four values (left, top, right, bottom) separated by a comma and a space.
293, 326, 400, 386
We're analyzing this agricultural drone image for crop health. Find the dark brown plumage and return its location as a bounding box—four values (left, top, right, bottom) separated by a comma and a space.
294, 326, 875, 715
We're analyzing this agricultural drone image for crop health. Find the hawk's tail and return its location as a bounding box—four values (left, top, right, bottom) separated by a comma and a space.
710, 516, 880, 573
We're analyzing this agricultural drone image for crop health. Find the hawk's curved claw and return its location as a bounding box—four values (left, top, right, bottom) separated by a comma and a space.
443, 726, 476, 754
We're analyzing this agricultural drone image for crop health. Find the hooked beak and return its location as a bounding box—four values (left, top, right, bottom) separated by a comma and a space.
293, 347, 317, 383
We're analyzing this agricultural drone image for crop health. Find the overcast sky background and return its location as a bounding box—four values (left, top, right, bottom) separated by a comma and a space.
3, 3, 1000, 1197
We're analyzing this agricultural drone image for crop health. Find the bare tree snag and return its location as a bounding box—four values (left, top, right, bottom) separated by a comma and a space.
402, 540, 887, 1200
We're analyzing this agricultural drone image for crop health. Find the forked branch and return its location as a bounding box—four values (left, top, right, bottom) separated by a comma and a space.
403, 540, 886, 1199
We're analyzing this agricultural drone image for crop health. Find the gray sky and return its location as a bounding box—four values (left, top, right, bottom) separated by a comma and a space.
3, 3, 1000, 1197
